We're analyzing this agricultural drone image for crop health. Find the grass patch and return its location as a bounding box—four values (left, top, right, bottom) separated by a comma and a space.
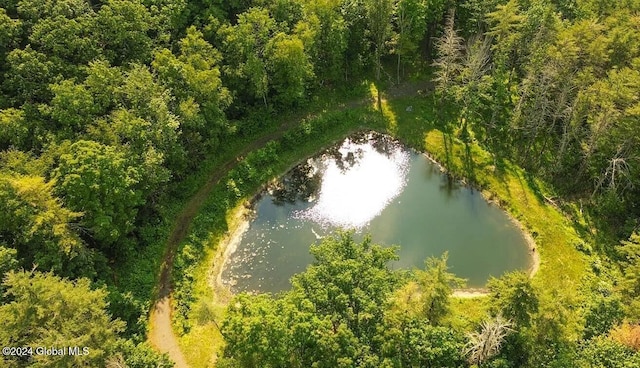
447, 297, 492, 331
162, 81, 592, 365
112, 79, 378, 341
383, 95, 591, 339
172, 106, 385, 367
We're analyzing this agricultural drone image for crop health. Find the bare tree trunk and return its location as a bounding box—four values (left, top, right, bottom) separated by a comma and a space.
397, 53, 401, 84
375, 48, 382, 81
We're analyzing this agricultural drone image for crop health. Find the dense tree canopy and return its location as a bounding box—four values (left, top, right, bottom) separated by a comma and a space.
1, 0, 640, 366
0, 271, 123, 367
220, 232, 467, 368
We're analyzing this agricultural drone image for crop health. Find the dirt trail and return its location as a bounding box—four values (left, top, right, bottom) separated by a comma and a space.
147, 81, 430, 368
147, 111, 316, 368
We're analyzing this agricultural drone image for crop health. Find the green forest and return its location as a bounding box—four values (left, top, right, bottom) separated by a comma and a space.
1, 0, 640, 367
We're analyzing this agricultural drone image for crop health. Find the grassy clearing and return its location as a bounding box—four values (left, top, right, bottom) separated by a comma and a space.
173, 106, 385, 368
113, 80, 377, 339
383, 94, 591, 338
166, 82, 591, 366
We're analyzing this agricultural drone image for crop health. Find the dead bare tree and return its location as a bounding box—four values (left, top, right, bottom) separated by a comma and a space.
465, 315, 514, 366
593, 145, 635, 197
432, 9, 464, 97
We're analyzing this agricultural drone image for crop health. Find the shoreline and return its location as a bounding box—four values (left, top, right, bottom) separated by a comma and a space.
210, 205, 252, 304
210, 134, 541, 301
420, 150, 541, 297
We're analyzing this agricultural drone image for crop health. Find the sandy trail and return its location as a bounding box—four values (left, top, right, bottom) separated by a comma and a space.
147, 81, 444, 367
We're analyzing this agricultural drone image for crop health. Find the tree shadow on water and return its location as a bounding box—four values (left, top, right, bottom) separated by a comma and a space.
463, 141, 476, 184
442, 130, 453, 174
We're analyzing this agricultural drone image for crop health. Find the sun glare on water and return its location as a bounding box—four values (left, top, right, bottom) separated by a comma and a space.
297, 138, 410, 228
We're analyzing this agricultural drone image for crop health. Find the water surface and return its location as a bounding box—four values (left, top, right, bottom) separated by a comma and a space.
222, 132, 531, 293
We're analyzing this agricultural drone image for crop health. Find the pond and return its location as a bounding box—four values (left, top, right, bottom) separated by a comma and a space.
221, 132, 533, 294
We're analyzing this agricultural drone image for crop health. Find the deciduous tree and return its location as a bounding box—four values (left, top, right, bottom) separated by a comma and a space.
0, 271, 124, 367
53, 140, 143, 255
416, 252, 465, 325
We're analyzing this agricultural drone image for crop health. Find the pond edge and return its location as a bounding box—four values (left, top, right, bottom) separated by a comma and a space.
210, 130, 541, 300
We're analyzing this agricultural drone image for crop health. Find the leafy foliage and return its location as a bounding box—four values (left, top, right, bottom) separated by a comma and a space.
53, 140, 144, 255
0, 174, 92, 277
1, 0, 639, 366
0, 271, 124, 367
416, 253, 465, 325
487, 271, 538, 328
220, 232, 466, 367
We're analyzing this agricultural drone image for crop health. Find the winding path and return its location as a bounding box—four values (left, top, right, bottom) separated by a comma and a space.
147, 82, 431, 367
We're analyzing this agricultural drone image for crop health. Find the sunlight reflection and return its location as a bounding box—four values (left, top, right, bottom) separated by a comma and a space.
297, 136, 410, 228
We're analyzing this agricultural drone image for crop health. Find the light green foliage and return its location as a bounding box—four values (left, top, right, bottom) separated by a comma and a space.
0, 149, 47, 177
488, 271, 538, 328
293, 231, 399, 339
7, 0, 80, 53
81, 61, 186, 172
48, 80, 97, 135
0, 271, 124, 367
3, 46, 58, 104
380, 316, 466, 367
220, 232, 403, 367
114, 64, 186, 172
0, 246, 17, 298
218, 8, 277, 105
53, 140, 143, 253
28, 13, 99, 65
93, 0, 153, 64
109, 340, 174, 368
153, 26, 230, 155
107, 109, 172, 189
0, 108, 30, 150
82, 59, 124, 115
393, 0, 427, 82
416, 253, 465, 325
576, 336, 640, 368
0, 174, 92, 277
486, 0, 524, 67
266, 32, 313, 105
221, 294, 335, 368
14, 0, 91, 23
0, 246, 17, 275
143, 0, 187, 41
457, 0, 503, 34
296, 0, 347, 84
216, 4, 322, 106
0, 7, 20, 52
365, 0, 393, 80
120, 64, 167, 117
154, 26, 229, 110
